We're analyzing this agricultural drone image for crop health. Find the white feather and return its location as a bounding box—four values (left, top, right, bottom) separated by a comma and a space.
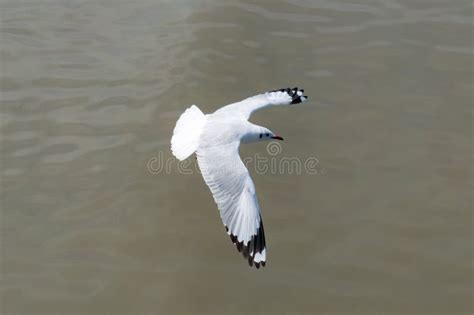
171, 105, 206, 161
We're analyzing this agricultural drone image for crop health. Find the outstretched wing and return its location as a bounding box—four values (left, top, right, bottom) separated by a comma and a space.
196, 142, 266, 268
214, 87, 308, 120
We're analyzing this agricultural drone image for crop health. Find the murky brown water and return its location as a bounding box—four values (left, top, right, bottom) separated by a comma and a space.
1, 0, 472, 314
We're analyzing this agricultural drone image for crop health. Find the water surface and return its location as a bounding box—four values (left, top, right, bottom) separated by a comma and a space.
1, 0, 472, 314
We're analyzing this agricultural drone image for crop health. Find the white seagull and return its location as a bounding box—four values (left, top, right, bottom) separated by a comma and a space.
171, 87, 308, 268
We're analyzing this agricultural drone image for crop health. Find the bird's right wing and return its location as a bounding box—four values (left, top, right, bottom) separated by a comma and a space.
196, 141, 266, 268
214, 87, 308, 120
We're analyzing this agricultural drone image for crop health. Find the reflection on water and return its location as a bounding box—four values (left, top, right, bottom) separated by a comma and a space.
1, 0, 472, 314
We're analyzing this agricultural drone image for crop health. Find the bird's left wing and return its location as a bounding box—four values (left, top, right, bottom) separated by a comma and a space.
196, 141, 266, 268
214, 87, 308, 120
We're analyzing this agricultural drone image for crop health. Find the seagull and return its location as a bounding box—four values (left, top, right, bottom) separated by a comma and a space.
170, 87, 308, 268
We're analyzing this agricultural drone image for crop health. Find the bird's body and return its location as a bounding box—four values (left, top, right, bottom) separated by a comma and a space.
171, 88, 308, 268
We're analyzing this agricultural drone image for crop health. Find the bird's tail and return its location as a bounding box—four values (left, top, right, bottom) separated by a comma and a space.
171, 105, 206, 161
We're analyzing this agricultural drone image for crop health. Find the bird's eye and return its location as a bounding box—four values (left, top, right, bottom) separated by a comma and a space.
265, 133, 270, 137
259, 133, 262, 139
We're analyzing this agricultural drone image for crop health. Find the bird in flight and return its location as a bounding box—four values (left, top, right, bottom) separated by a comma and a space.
171, 87, 308, 268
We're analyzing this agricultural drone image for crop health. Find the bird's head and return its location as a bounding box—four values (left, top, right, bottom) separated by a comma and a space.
241, 125, 284, 144
258, 128, 284, 141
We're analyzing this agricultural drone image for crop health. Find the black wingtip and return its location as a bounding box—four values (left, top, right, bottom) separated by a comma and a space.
225, 220, 266, 269
291, 95, 307, 104
270, 87, 307, 105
